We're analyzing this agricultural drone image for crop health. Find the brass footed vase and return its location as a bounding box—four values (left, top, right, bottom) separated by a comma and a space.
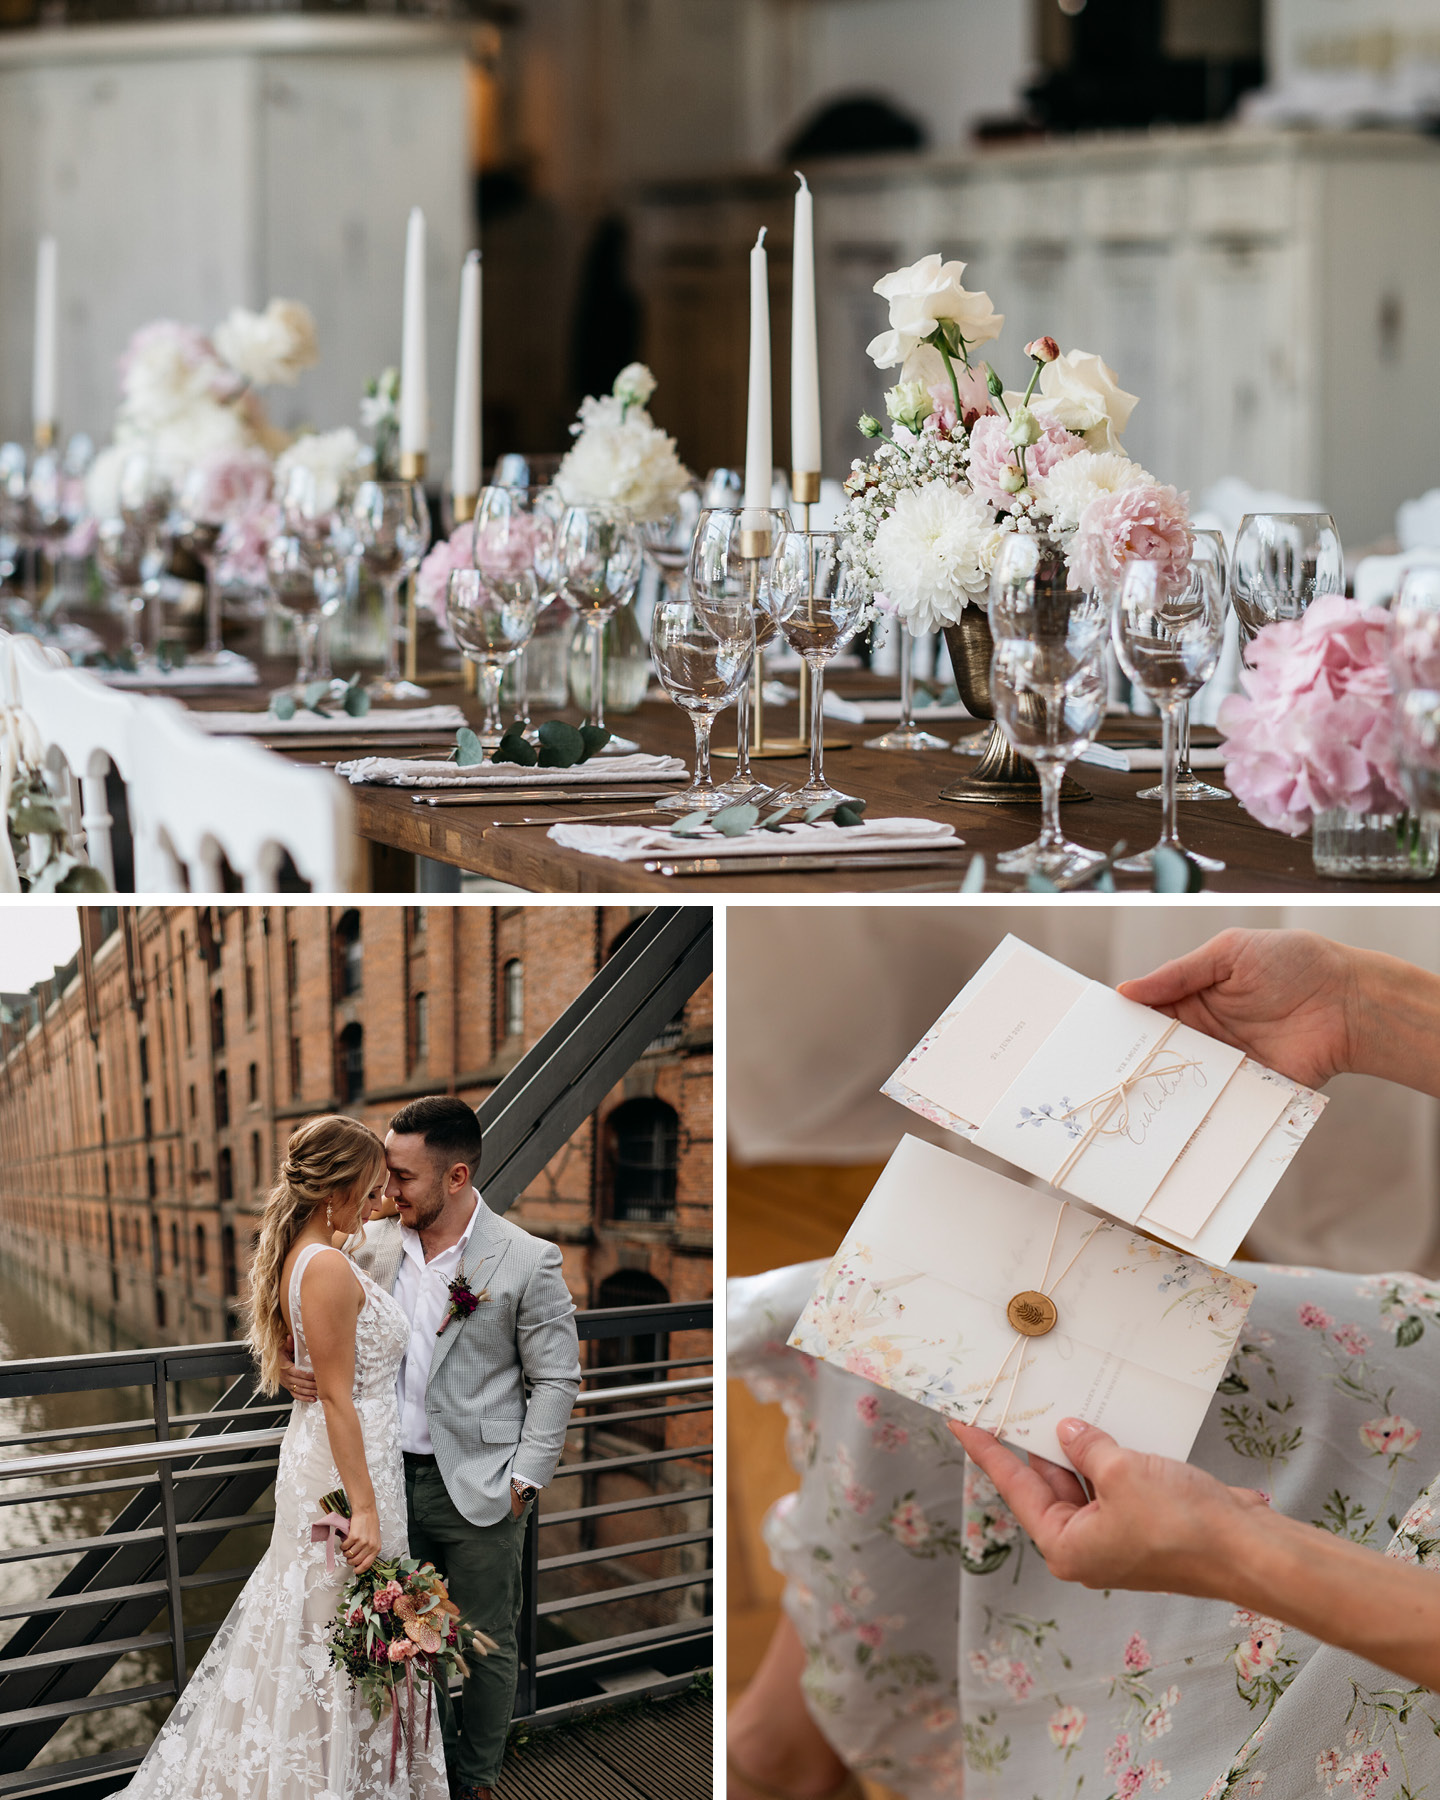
939, 608, 1089, 806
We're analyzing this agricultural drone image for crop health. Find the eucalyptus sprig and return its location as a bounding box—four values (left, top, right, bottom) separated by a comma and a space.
463, 720, 611, 769
7, 767, 109, 893
668, 797, 868, 840
271, 673, 370, 723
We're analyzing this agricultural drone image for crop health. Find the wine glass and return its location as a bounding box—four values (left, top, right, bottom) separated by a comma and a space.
94, 515, 149, 665
866, 622, 949, 753
1111, 543, 1229, 874
118, 450, 172, 667
765, 529, 867, 808
446, 567, 540, 747
650, 587, 751, 812
1230, 511, 1343, 648
174, 462, 250, 671
689, 506, 789, 804
1136, 528, 1230, 803
476, 483, 563, 739
702, 467, 744, 508
267, 531, 344, 698
555, 502, 642, 753
351, 478, 430, 702
640, 485, 703, 602
991, 639, 1109, 880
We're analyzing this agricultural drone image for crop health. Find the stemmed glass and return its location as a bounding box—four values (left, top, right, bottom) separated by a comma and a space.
1388, 567, 1440, 815
446, 567, 540, 747
1137, 528, 1230, 803
267, 531, 344, 699
117, 451, 172, 668
476, 483, 563, 740
689, 506, 790, 804
171, 463, 248, 671
640, 485, 703, 604
1111, 543, 1229, 874
351, 478, 430, 702
866, 624, 949, 753
94, 516, 150, 664
282, 463, 349, 682
1230, 511, 1343, 650
765, 529, 867, 807
555, 502, 642, 753
650, 587, 752, 812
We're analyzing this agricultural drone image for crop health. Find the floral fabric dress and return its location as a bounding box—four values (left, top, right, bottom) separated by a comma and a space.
731, 1260, 1440, 1800
122, 1244, 449, 1800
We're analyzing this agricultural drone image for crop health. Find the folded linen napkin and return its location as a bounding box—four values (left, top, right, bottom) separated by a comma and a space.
549, 816, 961, 861
335, 750, 687, 788
98, 659, 260, 690
1098, 744, 1229, 773
853, 698, 979, 723
195, 705, 468, 736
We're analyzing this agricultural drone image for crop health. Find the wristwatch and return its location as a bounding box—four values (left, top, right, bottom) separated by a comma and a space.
511, 1479, 538, 1506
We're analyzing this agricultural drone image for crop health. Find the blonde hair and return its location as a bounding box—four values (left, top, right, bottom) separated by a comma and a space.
246, 1115, 387, 1395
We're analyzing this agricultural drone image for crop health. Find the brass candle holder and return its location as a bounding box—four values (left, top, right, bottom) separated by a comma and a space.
32, 421, 56, 452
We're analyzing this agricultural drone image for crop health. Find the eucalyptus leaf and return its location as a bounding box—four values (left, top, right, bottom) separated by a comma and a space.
710, 803, 759, 837
1026, 873, 1060, 893
961, 855, 987, 893
669, 811, 712, 839
1151, 846, 1203, 893
303, 681, 331, 716
455, 727, 488, 767
833, 802, 867, 828
759, 805, 798, 833
491, 729, 537, 767
11, 797, 65, 836
803, 803, 830, 823
577, 725, 611, 759
537, 720, 585, 768
343, 684, 371, 718
56, 863, 110, 893
271, 693, 298, 721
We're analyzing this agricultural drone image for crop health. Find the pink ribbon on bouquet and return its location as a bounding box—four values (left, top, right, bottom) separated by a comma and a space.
310, 1512, 349, 1571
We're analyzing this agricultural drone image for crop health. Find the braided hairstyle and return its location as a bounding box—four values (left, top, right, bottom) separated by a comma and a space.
246, 1114, 386, 1395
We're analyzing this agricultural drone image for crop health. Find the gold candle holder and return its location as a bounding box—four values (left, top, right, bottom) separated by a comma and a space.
399, 450, 427, 482
33, 421, 56, 452
451, 493, 477, 525
791, 469, 821, 505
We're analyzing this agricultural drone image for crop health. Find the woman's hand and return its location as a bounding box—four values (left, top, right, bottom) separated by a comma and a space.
340, 1504, 382, 1575
949, 1417, 1270, 1598
279, 1335, 318, 1404
1117, 928, 1361, 1090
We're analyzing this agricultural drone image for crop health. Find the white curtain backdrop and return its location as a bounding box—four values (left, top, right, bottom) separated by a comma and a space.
727, 905, 1440, 1276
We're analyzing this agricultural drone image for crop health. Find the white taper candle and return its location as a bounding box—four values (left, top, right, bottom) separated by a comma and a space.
32, 237, 58, 437
399, 207, 428, 461
790, 174, 821, 477
451, 250, 482, 499
742, 227, 772, 532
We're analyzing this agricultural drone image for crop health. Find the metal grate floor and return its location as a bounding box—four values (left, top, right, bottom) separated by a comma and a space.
498, 1687, 713, 1800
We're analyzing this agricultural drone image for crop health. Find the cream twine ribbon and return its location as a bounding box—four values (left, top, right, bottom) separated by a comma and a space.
1049, 1018, 1202, 1190
968, 1200, 1100, 1438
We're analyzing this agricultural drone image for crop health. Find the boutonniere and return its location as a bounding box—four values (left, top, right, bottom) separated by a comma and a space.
437, 1274, 489, 1337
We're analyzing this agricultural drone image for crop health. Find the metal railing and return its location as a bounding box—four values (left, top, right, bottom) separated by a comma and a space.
0, 1301, 711, 1799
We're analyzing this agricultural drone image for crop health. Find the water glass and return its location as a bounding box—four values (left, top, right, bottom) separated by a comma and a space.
1111, 545, 1228, 874
446, 567, 540, 747
556, 503, 642, 752
650, 588, 751, 812
765, 529, 867, 808
351, 478, 430, 702
1230, 511, 1343, 647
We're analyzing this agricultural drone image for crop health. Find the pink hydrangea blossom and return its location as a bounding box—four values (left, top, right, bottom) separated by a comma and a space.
416, 524, 476, 622
875, 1421, 909, 1452
967, 412, 1080, 512
1069, 481, 1190, 598
474, 512, 550, 580
1218, 597, 1404, 835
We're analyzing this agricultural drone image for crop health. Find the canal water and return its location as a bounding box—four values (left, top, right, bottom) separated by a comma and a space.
0, 1257, 272, 1773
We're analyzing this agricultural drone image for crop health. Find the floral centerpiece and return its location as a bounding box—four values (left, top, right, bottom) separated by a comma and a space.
1218, 595, 1439, 879
318, 1488, 495, 1783
555, 363, 692, 523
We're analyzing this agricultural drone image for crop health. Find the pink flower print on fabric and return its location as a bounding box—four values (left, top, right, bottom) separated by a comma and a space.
1359, 1415, 1421, 1457
855, 1394, 881, 1425
888, 1500, 931, 1549
1332, 1323, 1374, 1357
1298, 1303, 1335, 1332
1048, 1705, 1086, 1749
1123, 1632, 1151, 1674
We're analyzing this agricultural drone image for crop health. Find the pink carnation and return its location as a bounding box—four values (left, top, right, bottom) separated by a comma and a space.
1069, 481, 1190, 599
967, 413, 1080, 512
416, 523, 475, 622
1218, 596, 1404, 835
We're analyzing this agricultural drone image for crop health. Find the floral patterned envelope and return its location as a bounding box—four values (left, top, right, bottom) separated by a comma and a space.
790, 1135, 1257, 1470
881, 935, 1326, 1263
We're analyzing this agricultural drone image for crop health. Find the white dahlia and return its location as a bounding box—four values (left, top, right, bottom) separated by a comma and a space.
871, 482, 1003, 633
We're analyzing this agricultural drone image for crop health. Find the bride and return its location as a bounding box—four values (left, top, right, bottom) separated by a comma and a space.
123, 1115, 449, 1799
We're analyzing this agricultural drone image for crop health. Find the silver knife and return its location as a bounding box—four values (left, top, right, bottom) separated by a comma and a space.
643, 851, 966, 877
411, 786, 680, 807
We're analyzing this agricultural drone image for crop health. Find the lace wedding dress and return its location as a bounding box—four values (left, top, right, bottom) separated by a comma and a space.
122, 1243, 449, 1800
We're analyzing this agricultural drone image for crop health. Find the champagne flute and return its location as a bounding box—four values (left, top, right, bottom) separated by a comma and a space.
765, 529, 867, 807
446, 567, 540, 747
555, 502, 642, 753
351, 478, 430, 702
1111, 544, 1228, 874
1230, 511, 1343, 649
650, 586, 751, 812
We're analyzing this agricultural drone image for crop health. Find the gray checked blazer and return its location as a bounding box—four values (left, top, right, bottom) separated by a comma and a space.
354, 1195, 581, 1528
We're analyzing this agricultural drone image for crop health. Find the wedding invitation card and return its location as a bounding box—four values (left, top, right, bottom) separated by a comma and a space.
882, 935, 1326, 1263
789, 1134, 1258, 1469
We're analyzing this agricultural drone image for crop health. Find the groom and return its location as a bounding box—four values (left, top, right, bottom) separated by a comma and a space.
286, 1095, 580, 1800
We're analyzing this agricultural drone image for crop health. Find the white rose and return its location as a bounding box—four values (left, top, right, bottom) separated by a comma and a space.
1025, 349, 1138, 453
214, 298, 319, 388
866, 254, 1003, 371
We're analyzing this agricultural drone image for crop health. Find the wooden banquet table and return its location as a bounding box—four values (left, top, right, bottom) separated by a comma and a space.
165, 653, 1440, 895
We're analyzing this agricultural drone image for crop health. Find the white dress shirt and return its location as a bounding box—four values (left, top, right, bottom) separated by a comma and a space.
393, 1191, 483, 1456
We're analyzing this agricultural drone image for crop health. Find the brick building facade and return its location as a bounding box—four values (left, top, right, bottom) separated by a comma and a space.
0, 904, 712, 1349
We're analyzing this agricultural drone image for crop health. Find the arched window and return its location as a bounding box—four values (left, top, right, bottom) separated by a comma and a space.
594, 1270, 671, 1448
412, 992, 429, 1071
336, 910, 363, 996
222, 1225, 237, 1298
338, 1023, 365, 1104
214, 1068, 229, 1128
250, 1131, 262, 1187
502, 959, 524, 1038
169, 1219, 180, 1268
210, 989, 226, 1052
607, 1099, 679, 1223
217, 1147, 234, 1203
194, 1223, 207, 1277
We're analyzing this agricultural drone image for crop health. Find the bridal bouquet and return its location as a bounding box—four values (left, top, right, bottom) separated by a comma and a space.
318, 1490, 495, 1781
841, 255, 1189, 631
555, 362, 692, 523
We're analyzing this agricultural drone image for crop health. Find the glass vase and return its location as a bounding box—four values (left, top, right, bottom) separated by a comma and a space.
568, 606, 650, 713
1311, 808, 1440, 881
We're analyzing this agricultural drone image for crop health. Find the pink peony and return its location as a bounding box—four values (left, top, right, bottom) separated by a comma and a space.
184, 446, 273, 526
416, 524, 476, 622
216, 497, 281, 589
1219, 596, 1404, 835
1069, 481, 1190, 599
474, 512, 549, 580
967, 412, 1080, 513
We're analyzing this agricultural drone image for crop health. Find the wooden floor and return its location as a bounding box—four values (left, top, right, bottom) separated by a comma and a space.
727, 1161, 900, 1800
499, 1687, 712, 1800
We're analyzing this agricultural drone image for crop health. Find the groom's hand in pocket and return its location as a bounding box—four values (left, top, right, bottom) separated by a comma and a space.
279, 1335, 319, 1403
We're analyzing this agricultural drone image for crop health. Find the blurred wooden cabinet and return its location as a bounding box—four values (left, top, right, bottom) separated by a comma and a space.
0, 17, 472, 469
631, 129, 1440, 544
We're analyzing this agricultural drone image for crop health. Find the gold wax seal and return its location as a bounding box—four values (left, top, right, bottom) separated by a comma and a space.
1006, 1290, 1057, 1337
